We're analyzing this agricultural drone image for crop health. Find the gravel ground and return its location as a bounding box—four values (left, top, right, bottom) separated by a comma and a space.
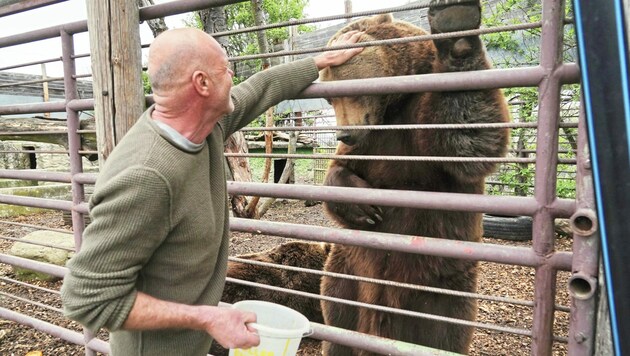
0, 200, 572, 355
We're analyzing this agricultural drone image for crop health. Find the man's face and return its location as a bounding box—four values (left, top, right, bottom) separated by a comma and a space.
211, 52, 235, 115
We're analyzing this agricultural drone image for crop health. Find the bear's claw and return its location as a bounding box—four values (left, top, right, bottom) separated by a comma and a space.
428, 0, 481, 34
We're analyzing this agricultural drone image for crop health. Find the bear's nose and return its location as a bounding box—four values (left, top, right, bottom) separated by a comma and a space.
337, 131, 356, 146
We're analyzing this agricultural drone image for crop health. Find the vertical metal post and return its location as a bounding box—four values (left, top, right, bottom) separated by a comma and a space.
60, 29, 95, 356
530, 0, 566, 354
572, 0, 630, 354
566, 107, 599, 355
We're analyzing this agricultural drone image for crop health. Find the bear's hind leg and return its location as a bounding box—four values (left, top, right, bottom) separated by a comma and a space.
321, 248, 361, 356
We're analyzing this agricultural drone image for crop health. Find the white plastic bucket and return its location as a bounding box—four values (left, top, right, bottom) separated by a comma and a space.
229, 300, 312, 356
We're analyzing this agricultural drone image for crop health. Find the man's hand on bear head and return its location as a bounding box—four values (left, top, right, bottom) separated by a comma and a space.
314, 30, 365, 70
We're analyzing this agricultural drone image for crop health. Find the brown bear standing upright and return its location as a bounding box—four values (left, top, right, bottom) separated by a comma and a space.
318, 2, 510, 355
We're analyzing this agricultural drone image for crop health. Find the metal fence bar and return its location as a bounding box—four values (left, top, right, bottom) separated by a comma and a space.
0, 253, 66, 278
238, 122, 579, 131
59, 27, 97, 356
309, 322, 461, 356
566, 108, 600, 355
0, 276, 61, 295
0, 56, 61, 71
0, 169, 71, 182
0, 76, 65, 88
227, 181, 576, 218
0, 235, 74, 251
0, 220, 71, 234
0, 307, 110, 354
530, 0, 567, 354
230, 218, 572, 271
228, 257, 571, 312
226, 277, 543, 339
0, 101, 66, 115
302, 64, 579, 99
0, 290, 63, 313
0, 0, 68, 17
0, 194, 73, 211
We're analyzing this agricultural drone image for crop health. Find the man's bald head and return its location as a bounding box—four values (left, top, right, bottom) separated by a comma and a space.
147, 28, 224, 93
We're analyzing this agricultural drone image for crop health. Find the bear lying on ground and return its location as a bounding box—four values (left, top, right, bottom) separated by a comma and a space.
318, 2, 510, 355
210, 241, 330, 356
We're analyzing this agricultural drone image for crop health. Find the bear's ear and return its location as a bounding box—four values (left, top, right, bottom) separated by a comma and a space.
372, 13, 394, 24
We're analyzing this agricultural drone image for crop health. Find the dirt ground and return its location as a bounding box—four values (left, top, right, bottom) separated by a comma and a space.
0, 199, 572, 355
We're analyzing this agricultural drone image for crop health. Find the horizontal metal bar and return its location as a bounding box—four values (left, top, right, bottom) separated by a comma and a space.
0, 235, 74, 251
309, 321, 460, 355
226, 152, 537, 164
0, 130, 68, 136
228, 276, 540, 341
0, 20, 86, 49
0, 56, 61, 71
0, 307, 110, 354
72, 172, 97, 184
0, 290, 62, 313
0, 0, 68, 17
238, 122, 579, 132
0, 76, 64, 88
227, 182, 576, 218
0, 150, 68, 155
138, 0, 246, 21
0, 194, 72, 211
210, 0, 448, 38
229, 257, 570, 312
0, 276, 60, 295
229, 218, 573, 270
0, 253, 66, 278
0, 169, 71, 182
300, 64, 579, 98
0, 220, 71, 234
67, 98, 94, 112
0, 100, 66, 115
74, 202, 89, 214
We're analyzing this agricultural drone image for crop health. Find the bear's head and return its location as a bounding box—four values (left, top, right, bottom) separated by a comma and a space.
319, 14, 435, 146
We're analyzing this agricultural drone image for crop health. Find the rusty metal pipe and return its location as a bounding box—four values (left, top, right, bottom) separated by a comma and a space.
0, 194, 72, 211
227, 181, 576, 218
0, 169, 71, 182
0, 307, 109, 354
230, 218, 573, 271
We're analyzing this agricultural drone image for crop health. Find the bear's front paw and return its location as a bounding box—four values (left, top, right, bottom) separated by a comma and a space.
428, 0, 481, 34
325, 202, 384, 229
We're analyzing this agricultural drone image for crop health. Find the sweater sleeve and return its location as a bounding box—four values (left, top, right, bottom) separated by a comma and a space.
60, 167, 172, 333
219, 57, 320, 138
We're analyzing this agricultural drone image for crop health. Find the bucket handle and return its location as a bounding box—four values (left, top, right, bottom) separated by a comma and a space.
248, 322, 314, 338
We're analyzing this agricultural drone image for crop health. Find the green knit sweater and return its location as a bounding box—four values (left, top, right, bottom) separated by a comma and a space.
61, 58, 319, 356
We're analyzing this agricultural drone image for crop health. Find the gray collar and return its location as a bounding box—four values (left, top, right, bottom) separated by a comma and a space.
153, 120, 205, 153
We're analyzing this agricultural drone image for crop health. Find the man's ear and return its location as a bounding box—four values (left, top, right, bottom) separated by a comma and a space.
192, 70, 211, 96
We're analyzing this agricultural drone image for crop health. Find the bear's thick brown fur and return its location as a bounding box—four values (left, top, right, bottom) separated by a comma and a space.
318, 4, 510, 355
210, 241, 330, 356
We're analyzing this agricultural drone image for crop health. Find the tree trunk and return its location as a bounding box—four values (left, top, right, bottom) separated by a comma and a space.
199, 4, 257, 218
138, 0, 168, 37
244, 0, 274, 218
199, 6, 229, 49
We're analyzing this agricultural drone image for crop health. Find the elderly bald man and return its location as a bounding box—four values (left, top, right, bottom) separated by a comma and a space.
61, 27, 363, 356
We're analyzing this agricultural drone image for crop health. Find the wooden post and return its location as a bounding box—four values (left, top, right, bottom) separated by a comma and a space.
40, 63, 50, 118
344, 0, 352, 22
86, 0, 144, 164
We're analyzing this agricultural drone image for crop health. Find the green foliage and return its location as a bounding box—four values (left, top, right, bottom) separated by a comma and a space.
483, 0, 578, 199
141, 71, 152, 95
248, 147, 316, 184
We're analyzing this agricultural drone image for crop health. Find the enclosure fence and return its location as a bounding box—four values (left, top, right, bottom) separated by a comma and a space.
0, 0, 603, 355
